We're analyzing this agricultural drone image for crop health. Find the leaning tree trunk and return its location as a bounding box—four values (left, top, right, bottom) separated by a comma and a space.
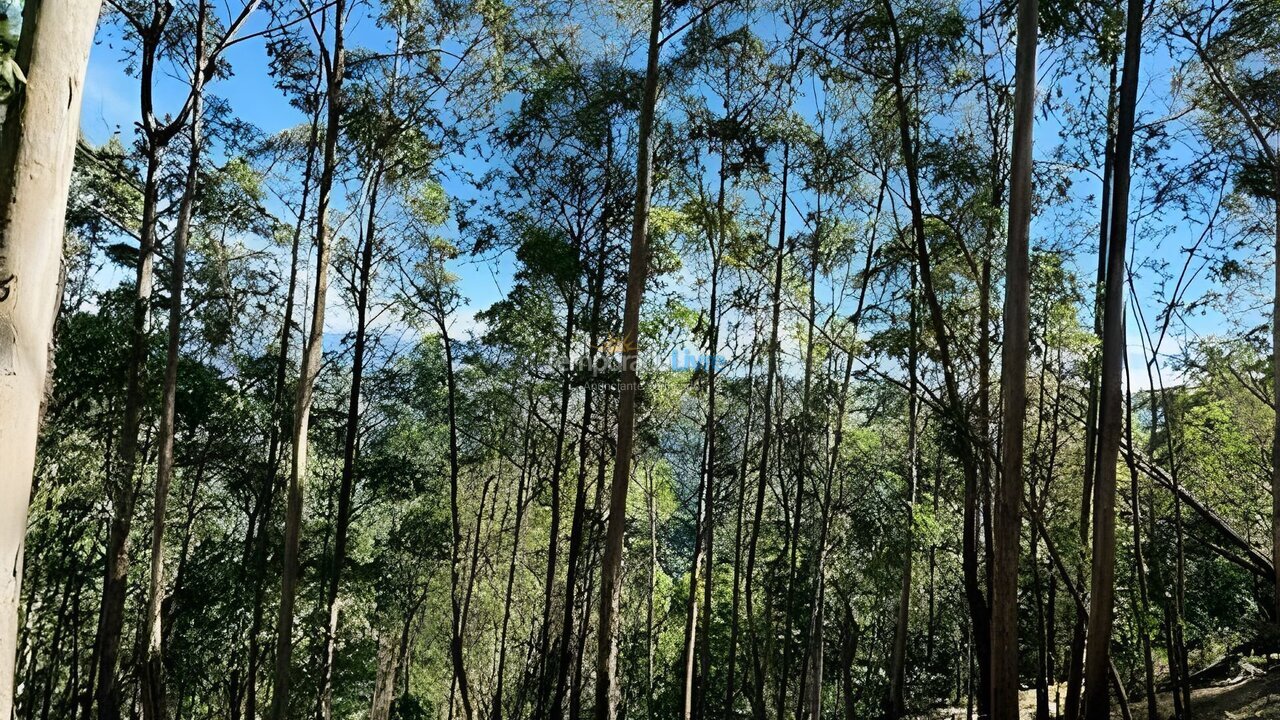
1082, 0, 1143, 712
269, 2, 345, 716
0, 0, 101, 715
990, 0, 1038, 715
594, 0, 661, 716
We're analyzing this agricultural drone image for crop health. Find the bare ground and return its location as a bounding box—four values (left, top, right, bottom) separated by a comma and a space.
1124, 670, 1280, 720
925, 667, 1280, 720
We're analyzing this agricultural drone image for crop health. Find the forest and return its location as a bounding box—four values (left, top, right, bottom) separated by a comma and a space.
0, 0, 1278, 717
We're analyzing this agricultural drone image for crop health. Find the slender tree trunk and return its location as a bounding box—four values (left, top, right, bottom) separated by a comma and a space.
681, 464, 707, 720
1082, 0, 1142, 711
437, 314, 476, 720
92, 3, 221, 708
534, 296, 576, 720
139, 9, 206, 716
991, 0, 1038, 715
1273, 158, 1280, 623
696, 179, 722, 720
246, 104, 319, 720
94, 142, 160, 720
1122, 358, 1157, 720
1068, 56, 1117, 720
1025, 484, 1132, 720
552, 222, 611, 720
0, 0, 99, 714
724, 344, 759, 715
885, 2, 991, 712
270, 3, 345, 715
494, 392, 535, 720
646, 465, 658, 720
316, 164, 382, 720
888, 267, 920, 720
745, 141, 787, 720
594, 0, 661, 715
781, 176, 824, 720
809, 194, 877, 720
1138, 333, 1191, 718
839, 604, 859, 720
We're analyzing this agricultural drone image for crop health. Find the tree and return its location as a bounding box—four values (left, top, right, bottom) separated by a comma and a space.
990, 0, 1038, 715
0, 0, 101, 715
1170, 0, 1280, 621
269, 0, 344, 716
595, 0, 662, 716
1082, 0, 1144, 711
138, 4, 207, 715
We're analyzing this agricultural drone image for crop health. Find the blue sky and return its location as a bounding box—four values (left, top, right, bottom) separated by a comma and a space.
76, 1, 1267, 390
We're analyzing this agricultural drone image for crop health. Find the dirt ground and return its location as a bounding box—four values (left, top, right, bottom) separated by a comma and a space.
1125, 671, 1280, 720
925, 669, 1280, 719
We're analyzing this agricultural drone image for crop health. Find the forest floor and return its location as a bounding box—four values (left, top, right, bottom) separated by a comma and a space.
1121, 664, 1280, 720
927, 662, 1280, 719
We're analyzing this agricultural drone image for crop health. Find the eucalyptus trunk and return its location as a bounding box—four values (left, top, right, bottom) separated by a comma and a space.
1082, 0, 1143, 710
593, 0, 661, 715
269, 2, 345, 715
140, 6, 206, 716
990, 0, 1038, 714
0, 0, 100, 714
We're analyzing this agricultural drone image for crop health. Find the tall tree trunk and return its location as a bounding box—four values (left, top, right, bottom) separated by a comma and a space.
270, 2, 345, 715
317, 163, 382, 720
744, 141, 787, 720
1122, 358, 1157, 720
724, 342, 759, 715
696, 175, 723, 720
94, 142, 159, 720
91, 0, 262, 708
991, 0, 1038, 715
782, 173, 824, 720
1067, 58, 1117, 720
534, 296, 576, 720
0, 0, 100, 714
884, 1, 991, 712
1082, 0, 1142, 711
552, 219, 611, 720
437, 314, 476, 720
139, 8, 206, 716
888, 267, 920, 720
594, 0, 661, 716
807, 184, 878, 720
246, 104, 320, 720
1273, 157, 1280, 622
494, 392, 535, 720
